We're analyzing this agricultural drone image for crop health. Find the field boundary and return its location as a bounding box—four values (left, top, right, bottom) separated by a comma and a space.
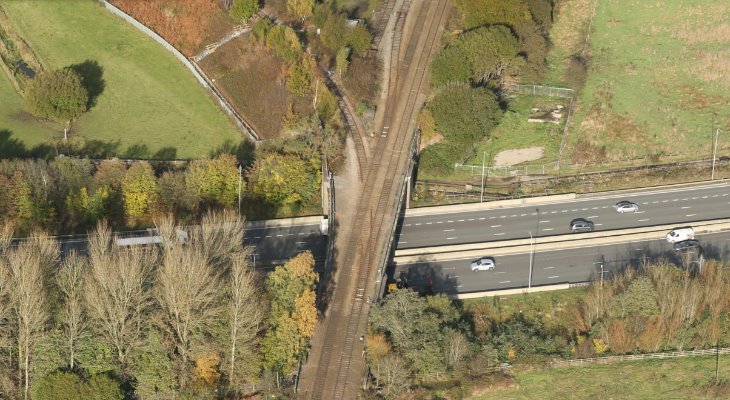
97, 0, 260, 142
553, 347, 730, 367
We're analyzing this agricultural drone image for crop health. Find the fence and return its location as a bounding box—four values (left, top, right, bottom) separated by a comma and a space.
97, 0, 260, 142
505, 84, 575, 99
553, 347, 730, 367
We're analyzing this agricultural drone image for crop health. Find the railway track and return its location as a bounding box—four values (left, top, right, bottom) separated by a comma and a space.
301, 1, 452, 398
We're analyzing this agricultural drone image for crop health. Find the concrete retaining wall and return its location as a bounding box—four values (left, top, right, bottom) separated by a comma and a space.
405, 193, 577, 217
454, 283, 571, 299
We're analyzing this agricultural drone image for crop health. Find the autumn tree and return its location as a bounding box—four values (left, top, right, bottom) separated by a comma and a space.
226, 251, 264, 390
24, 68, 88, 127
1, 234, 59, 400
287, 0, 314, 19
287, 56, 314, 96
229, 0, 259, 20
57, 251, 88, 370
247, 153, 320, 208
261, 251, 318, 374
186, 155, 240, 208
85, 222, 153, 366
121, 162, 158, 223
155, 239, 222, 386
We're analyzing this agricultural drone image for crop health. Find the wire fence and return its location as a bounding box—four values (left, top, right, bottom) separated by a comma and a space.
553, 347, 730, 367
505, 84, 575, 99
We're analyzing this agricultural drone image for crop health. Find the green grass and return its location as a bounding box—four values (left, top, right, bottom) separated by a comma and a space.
562, 0, 730, 162
474, 356, 730, 400
0, 0, 241, 159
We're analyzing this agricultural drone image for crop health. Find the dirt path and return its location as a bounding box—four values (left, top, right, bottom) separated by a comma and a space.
493, 146, 545, 167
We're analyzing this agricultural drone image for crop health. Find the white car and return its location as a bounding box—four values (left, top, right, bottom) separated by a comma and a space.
470, 257, 495, 272
666, 227, 694, 244
614, 201, 639, 213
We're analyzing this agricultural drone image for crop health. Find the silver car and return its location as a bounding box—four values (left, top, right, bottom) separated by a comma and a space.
614, 200, 639, 213
470, 257, 495, 272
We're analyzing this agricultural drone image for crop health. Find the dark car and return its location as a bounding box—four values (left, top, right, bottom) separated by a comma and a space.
570, 219, 595, 232
673, 239, 702, 252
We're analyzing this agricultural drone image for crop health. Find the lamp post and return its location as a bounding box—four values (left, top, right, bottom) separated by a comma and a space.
528, 231, 534, 290
600, 263, 605, 288
480, 151, 488, 203
712, 128, 720, 180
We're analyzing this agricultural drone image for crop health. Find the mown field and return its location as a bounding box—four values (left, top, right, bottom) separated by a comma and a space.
555, 0, 730, 164
474, 355, 730, 400
1, 0, 240, 159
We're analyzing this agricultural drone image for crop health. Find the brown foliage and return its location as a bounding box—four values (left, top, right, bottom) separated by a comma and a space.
343, 55, 382, 105
111, 0, 221, 56
607, 319, 635, 353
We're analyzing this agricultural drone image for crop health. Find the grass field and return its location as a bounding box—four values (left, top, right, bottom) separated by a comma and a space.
474, 355, 730, 400
556, 0, 730, 163
0, 0, 241, 159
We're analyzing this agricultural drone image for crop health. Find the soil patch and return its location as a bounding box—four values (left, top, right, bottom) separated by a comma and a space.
493, 147, 545, 167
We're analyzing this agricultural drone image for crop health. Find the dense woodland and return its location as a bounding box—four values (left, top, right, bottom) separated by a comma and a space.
367, 261, 730, 398
0, 213, 318, 399
419, 0, 554, 176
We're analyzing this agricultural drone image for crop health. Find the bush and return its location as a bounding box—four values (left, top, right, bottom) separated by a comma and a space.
230, 0, 259, 20
24, 68, 88, 122
32, 371, 124, 400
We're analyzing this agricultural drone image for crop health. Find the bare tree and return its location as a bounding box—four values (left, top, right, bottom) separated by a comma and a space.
57, 251, 88, 370
2, 234, 58, 400
445, 331, 469, 370
191, 211, 246, 270
227, 250, 264, 389
85, 223, 154, 366
156, 242, 222, 385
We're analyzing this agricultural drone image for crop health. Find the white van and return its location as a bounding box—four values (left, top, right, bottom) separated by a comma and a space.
666, 227, 694, 244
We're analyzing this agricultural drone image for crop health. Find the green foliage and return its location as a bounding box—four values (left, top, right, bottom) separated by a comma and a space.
286, 56, 314, 95
252, 18, 273, 44
265, 25, 302, 63
430, 26, 522, 87
487, 314, 571, 361
287, 0, 314, 19
186, 154, 240, 208
230, 0, 259, 20
121, 162, 158, 222
130, 329, 176, 399
609, 276, 660, 319
75, 336, 117, 375
262, 251, 318, 374
157, 171, 199, 217
335, 47, 350, 78
348, 24, 373, 56
24, 67, 88, 121
31, 371, 123, 400
247, 153, 320, 207
317, 6, 372, 56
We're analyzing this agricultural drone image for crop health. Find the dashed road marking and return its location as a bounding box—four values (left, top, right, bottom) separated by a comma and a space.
490, 225, 502, 228
548, 275, 560, 279
540, 220, 551, 223
446, 237, 458, 240
499, 280, 511, 284
681, 206, 692, 209
443, 229, 455, 232
544, 266, 555, 269
494, 233, 506, 236
543, 228, 554, 231
686, 214, 697, 217
638, 218, 650, 222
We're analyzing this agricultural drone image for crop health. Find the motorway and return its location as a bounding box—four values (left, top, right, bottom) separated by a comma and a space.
55, 221, 326, 270
396, 183, 730, 249
393, 231, 728, 294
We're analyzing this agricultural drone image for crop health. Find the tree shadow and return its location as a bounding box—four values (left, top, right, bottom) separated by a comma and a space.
124, 144, 150, 159
210, 139, 256, 166
153, 147, 178, 160
388, 255, 460, 297
0, 129, 56, 159
69, 60, 105, 109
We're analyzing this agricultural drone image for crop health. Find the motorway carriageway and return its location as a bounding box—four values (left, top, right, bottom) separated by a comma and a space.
393, 231, 729, 294
396, 183, 730, 248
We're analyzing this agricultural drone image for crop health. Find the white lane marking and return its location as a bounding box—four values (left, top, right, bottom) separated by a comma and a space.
724, 194, 729, 196
642, 202, 649, 205
495, 271, 506, 274
662, 200, 669, 203
532, 212, 539, 216
592, 207, 599, 209
543, 228, 554, 231
702, 195, 708, 198
635, 211, 645, 214
452, 275, 460, 278
468, 218, 474, 221
443, 267, 456, 270
713, 194, 719, 197
681, 206, 691, 209
521, 213, 527, 217
510, 214, 517, 217
571, 209, 578, 211
499, 281, 511, 284
587, 215, 598, 219
400, 242, 407, 244
551, 211, 558, 214
548, 275, 560, 279
692, 197, 698, 199
582, 208, 588, 211
446, 237, 458, 240
298, 233, 306, 235
479, 217, 485, 220
683, 198, 689, 200
443, 229, 455, 232
295, 241, 307, 244
437, 221, 443, 224
490, 216, 496, 219
634, 248, 643, 251
652, 201, 659, 204
501, 215, 507, 218
561, 210, 568, 213
458, 219, 465, 222
276, 234, 283, 237
494, 233, 506, 236
490, 225, 502, 228
405, 224, 411, 227
540, 220, 551, 223
544, 266, 555, 270
638, 218, 650, 222
265, 235, 272, 238
595, 223, 604, 226
448, 220, 454, 223
426, 222, 432, 225
254, 236, 261, 239
457, 284, 463, 288
686, 214, 697, 217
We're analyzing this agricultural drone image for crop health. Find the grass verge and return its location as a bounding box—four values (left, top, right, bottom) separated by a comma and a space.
1, 0, 241, 159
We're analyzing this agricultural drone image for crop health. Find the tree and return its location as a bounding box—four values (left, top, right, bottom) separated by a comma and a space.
429, 83, 502, 146
226, 252, 264, 389
24, 68, 88, 125
261, 251, 318, 374
335, 47, 349, 79
155, 240, 221, 386
229, 0, 259, 20
121, 162, 158, 223
287, 0, 314, 19
157, 171, 199, 217
247, 153, 320, 207
371, 355, 410, 399
130, 328, 176, 399
286, 56, 314, 96
347, 24, 373, 56
31, 371, 124, 400
186, 155, 240, 208
57, 251, 88, 370
84, 223, 153, 366
1, 234, 59, 400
